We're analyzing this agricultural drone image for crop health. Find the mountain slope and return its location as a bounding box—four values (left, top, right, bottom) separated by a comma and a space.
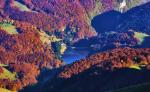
0, 0, 150, 92
41, 47, 150, 92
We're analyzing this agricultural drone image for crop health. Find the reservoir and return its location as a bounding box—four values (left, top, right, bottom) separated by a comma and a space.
62, 48, 90, 64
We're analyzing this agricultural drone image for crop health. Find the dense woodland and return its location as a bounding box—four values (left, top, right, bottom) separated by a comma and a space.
34, 47, 150, 92
59, 47, 150, 78
0, 18, 63, 90
0, 0, 150, 92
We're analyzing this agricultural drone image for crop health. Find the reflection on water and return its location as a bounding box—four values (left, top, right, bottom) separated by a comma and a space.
62, 48, 89, 64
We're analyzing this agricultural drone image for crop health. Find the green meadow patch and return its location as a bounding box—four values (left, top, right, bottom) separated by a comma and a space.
134, 32, 150, 45
38, 30, 62, 44
0, 64, 8, 67
129, 65, 141, 70
0, 88, 16, 92
0, 66, 16, 81
0, 22, 18, 34
14, 1, 31, 12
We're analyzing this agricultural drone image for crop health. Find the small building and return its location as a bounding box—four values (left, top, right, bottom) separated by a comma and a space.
119, 0, 127, 13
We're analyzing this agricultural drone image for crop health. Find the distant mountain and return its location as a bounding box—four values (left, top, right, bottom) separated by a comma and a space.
92, 2, 150, 33
74, 2, 150, 52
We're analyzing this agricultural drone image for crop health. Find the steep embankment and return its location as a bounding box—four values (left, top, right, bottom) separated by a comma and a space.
42, 47, 150, 92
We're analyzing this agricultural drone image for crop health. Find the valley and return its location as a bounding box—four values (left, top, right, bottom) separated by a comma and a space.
0, 0, 150, 92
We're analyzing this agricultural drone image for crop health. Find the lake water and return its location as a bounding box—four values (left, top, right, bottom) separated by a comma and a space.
62, 11, 123, 64
62, 48, 89, 64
